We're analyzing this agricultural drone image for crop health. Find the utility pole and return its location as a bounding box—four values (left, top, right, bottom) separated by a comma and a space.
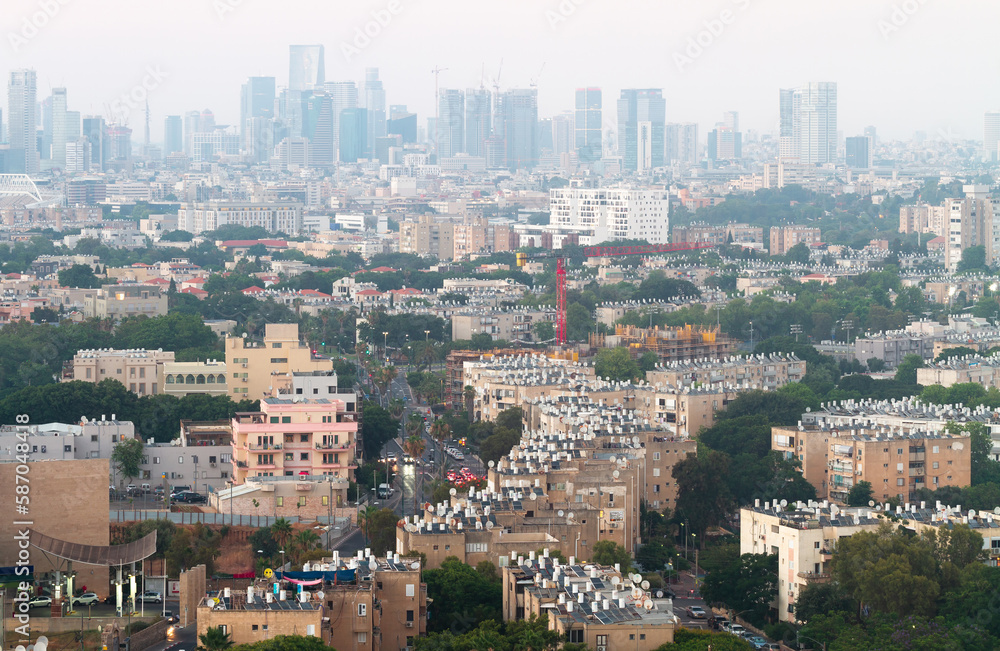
749, 321, 754, 351
841, 319, 854, 344
790, 324, 802, 342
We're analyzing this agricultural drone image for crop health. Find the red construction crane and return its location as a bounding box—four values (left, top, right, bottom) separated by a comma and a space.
516, 242, 713, 345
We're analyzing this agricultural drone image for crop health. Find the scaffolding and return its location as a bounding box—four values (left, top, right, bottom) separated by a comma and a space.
590, 324, 737, 362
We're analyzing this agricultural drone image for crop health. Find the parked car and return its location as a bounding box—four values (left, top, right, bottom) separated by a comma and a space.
749, 637, 769, 649
173, 491, 207, 504
163, 610, 178, 624
170, 485, 191, 498
729, 624, 746, 637
72, 593, 99, 606
377, 483, 393, 499
153, 486, 165, 496
139, 590, 162, 603
686, 606, 706, 618
28, 595, 51, 608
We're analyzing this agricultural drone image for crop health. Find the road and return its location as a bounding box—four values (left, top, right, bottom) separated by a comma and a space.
144, 621, 197, 651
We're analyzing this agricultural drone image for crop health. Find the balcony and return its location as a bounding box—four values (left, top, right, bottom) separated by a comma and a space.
797, 572, 831, 584
316, 441, 354, 451
247, 442, 282, 451
236, 461, 248, 468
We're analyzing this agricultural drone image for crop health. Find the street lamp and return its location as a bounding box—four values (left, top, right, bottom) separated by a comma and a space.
383, 332, 389, 364
790, 323, 802, 342
796, 633, 827, 650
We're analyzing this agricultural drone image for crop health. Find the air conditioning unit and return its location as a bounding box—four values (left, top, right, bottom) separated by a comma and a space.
597, 646, 607, 651
242, 363, 248, 368
405, 622, 414, 628
242, 378, 248, 382
211, 463, 217, 468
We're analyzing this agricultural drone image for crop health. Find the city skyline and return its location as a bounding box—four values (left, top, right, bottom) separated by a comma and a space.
1, 0, 998, 144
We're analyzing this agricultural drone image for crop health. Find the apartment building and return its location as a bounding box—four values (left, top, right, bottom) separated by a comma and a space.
68, 348, 175, 395
769, 225, 821, 256
162, 360, 228, 397
451, 310, 554, 343
83, 284, 168, 319
225, 323, 333, 399
548, 186, 670, 245
398, 214, 511, 260
636, 386, 740, 438
741, 501, 1000, 622
0, 417, 132, 463
898, 203, 947, 236
178, 201, 303, 235
643, 435, 697, 511
853, 330, 935, 368
644, 353, 806, 390
231, 397, 358, 485
672, 222, 763, 247
502, 556, 675, 650
590, 325, 738, 364
916, 354, 1000, 389
772, 423, 971, 503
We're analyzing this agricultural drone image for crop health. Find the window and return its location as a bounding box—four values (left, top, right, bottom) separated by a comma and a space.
272, 342, 282, 348
285, 453, 294, 461
282, 417, 291, 423
652, 452, 660, 461
178, 456, 184, 464
358, 603, 367, 617
933, 461, 939, 469
406, 610, 414, 622
270, 358, 288, 364
933, 445, 940, 454
357, 634, 366, 644
897, 478, 905, 486
322, 496, 329, 506
406, 584, 415, 597
597, 635, 608, 648
252, 625, 258, 631
270, 417, 279, 424
298, 496, 306, 506
301, 434, 308, 442
652, 468, 660, 477
276, 496, 284, 507
300, 453, 309, 461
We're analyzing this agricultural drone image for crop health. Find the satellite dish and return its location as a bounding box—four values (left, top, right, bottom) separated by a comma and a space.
405, 524, 416, 533
641, 580, 650, 590
206, 598, 217, 608
632, 573, 642, 583
869, 500, 875, 507
316, 591, 325, 600
780, 499, 788, 507
632, 436, 640, 445
449, 488, 457, 495
530, 493, 537, 501
558, 510, 565, 517
426, 504, 434, 512
411, 562, 420, 570
656, 590, 664, 599
609, 456, 617, 464
568, 512, 575, 520
488, 460, 495, 468
613, 470, 620, 479
486, 521, 494, 530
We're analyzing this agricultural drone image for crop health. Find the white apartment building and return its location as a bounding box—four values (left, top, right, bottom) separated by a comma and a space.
178, 201, 303, 235
549, 186, 669, 245
0, 417, 133, 463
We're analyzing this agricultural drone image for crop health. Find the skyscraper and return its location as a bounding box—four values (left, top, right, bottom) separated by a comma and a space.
303, 91, 335, 167
707, 112, 742, 162
388, 107, 417, 144
240, 77, 275, 151
8, 70, 38, 174
362, 68, 386, 159
845, 136, 872, 169
779, 83, 837, 164
289, 45, 325, 91
575, 87, 602, 163
324, 81, 358, 159
49, 88, 68, 167
163, 115, 183, 156
985, 112, 1000, 161
617, 89, 665, 172
339, 108, 367, 163
665, 123, 699, 165
82, 116, 107, 171
437, 89, 464, 158
498, 89, 538, 172
464, 89, 491, 158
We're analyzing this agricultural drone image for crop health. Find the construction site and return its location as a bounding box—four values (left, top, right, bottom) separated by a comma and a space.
589, 324, 738, 363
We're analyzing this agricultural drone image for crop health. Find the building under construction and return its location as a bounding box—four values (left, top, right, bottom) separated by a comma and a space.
590, 324, 738, 363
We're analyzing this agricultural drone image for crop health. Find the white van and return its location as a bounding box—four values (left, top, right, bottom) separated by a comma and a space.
377, 483, 393, 498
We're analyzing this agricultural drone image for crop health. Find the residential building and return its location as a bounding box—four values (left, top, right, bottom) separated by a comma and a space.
163, 115, 183, 156
8, 69, 38, 173
672, 223, 763, 247
82, 284, 168, 320
769, 225, 821, 256
778, 82, 837, 164
664, 123, 698, 165
224, 323, 333, 399
916, 354, 1000, 389
141, 420, 234, 491
0, 417, 132, 466
177, 201, 303, 235
741, 501, 1000, 622
502, 557, 675, 650
398, 215, 510, 260
498, 89, 539, 171
645, 353, 806, 391
845, 135, 872, 169
549, 186, 670, 245
943, 185, 996, 272
854, 330, 935, 368
68, 348, 175, 394
617, 89, 665, 172
589, 325, 738, 364
162, 360, 229, 397
451, 310, 554, 343
231, 397, 358, 485
899, 203, 947, 236
437, 89, 464, 158
643, 435, 696, 511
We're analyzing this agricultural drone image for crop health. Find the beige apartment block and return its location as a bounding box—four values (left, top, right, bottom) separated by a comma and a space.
645, 353, 806, 390
83, 284, 168, 319
643, 435, 697, 511
769, 225, 821, 256
772, 425, 971, 503
503, 557, 675, 651
69, 348, 175, 395
225, 323, 333, 399
917, 355, 1000, 389
162, 360, 228, 397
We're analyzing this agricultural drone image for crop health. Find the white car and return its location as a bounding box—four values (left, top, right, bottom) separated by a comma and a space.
139, 590, 162, 603
28, 596, 51, 608
73, 593, 99, 606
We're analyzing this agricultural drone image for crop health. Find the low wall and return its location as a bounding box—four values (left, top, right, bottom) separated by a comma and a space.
3, 615, 162, 636
128, 618, 171, 651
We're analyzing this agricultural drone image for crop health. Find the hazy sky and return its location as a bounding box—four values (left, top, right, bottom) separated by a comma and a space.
3, 0, 998, 144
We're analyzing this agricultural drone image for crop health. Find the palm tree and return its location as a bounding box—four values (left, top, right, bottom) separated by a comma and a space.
270, 517, 293, 550
197, 627, 234, 651
463, 385, 476, 422
405, 413, 423, 439
429, 420, 451, 476
357, 505, 378, 546
293, 529, 321, 563
403, 434, 427, 514
388, 398, 405, 420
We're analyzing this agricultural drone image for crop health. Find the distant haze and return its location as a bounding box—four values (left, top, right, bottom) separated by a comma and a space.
2, 0, 996, 142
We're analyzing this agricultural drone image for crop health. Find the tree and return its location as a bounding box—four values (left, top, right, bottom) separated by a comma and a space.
846, 480, 874, 506
228, 636, 332, 651
894, 353, 925, 385
673, 451, 734, 541
111, 437, 144, 485
594, 347, 640, 382
197, 626, 234, 651
784, 241, 811, 264
590, 541, 631, 571
635, 540, 673, 572
361, 403, 400, 461
700, 552, 778, 627
30, 306, 59, 324
58, 264, 103, 289
866, 357, 886, 372
270, 518, 293, 551
422, 557, 503, 633
957, 245, 988, 273
533, 320, 554, 342
479, 428, 520, 468
936, 346, 978, 362
357, 505, 378, 546
368, 507, 399, 556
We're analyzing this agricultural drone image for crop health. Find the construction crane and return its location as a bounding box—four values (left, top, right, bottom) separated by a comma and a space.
516, 242, 714, 346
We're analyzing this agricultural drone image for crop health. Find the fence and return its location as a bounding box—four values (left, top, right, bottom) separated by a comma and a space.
110, 511, 353, 529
